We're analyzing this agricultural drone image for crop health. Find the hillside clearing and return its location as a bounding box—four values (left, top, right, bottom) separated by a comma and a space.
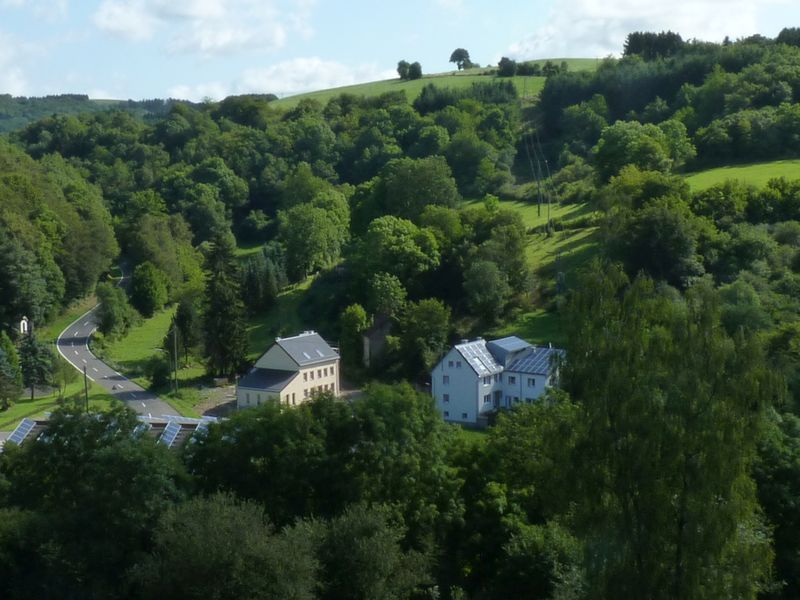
685, 159, 800, 190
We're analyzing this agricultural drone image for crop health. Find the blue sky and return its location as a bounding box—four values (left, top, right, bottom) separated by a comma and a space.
1, 0, 798, 101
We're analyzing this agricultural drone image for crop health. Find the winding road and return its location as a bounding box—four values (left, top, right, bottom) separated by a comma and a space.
56, 304, 178, 418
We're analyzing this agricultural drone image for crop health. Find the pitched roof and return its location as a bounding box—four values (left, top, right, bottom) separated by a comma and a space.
487, 336, 532, 364
275, 331, 338, 367
454, 339, 503, 377
506, 346, 564, 375
238, 368, 298, 392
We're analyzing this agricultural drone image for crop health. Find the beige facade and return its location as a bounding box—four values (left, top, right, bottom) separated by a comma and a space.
236, 331, 340, 410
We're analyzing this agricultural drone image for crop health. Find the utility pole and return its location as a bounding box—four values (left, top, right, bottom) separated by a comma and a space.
172, 323, 179, 396
83, 365, 89, 412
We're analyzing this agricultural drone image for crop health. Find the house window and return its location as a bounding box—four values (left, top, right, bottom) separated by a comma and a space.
456, 360, 461, 368
483, 376, 490, 385
448, 360, 454, 368
331, 366, 335, 376
304, 389, 309, 398
527, 378, 536, 387
292, 392, 296, 403
443, 375, 450, 384
513, 396, 520, 403
443, 411, 450, 418
318, 369, 322, 378
310, 370, 315, 380
303, 372, 308, 382
443, 394, 450, 403
324, 367, 328, 376
525, 397, 534, 404
246, 392, 250, 403
483, 394, 491, 403
461, 412, 468, 419
508, 376, 516, 384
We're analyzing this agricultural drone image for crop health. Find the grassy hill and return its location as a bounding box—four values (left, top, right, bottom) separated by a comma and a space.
272, 59, 598, 109
685, 159, 800, 190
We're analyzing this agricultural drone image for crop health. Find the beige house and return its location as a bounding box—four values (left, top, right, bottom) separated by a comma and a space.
236, 331, 340, 409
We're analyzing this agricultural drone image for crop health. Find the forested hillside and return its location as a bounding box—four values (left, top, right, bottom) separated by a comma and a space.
3, 29, 800, 600
0, 94, 203, 134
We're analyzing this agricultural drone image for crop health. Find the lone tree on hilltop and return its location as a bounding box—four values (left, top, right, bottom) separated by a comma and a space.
449, 48, 472, 70
398, 60, 422, 81
397, 60, 410, 80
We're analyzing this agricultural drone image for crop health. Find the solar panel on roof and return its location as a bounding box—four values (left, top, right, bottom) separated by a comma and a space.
159, 421, 182, 448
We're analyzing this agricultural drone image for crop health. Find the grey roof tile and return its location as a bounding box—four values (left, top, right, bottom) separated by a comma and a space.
238, 368, 297, 392
276, 331, 338, 367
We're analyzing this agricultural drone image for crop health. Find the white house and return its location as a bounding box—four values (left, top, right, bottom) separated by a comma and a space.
430, 336, 563, 425
236, 331, 340, 409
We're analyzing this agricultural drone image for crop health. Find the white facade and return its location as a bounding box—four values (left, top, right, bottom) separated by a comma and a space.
431, 337, 562, 426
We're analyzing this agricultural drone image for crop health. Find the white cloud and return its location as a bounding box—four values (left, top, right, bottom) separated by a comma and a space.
0, 32, 28, 95
238, 57, 396, 97
167, 57, 396, 101
2, 0, 68, 19
508, 0, 789, 59
93, 1, 159, 41
93, 0, 315, 56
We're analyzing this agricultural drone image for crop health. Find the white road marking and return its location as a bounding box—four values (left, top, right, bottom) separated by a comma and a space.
73, 350, 78, 355
83, 321, 89, 326
141, 402, 146, 408
81, 359, 87, 364
73, 331, 78, 337
92, 367, 98, 373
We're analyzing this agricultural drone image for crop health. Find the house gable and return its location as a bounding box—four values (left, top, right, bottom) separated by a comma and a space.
255, 344, 299, 371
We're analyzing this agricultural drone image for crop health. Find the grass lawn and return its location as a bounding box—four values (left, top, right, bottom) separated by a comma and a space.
0, 380, 115, 431
38, 295, 97, 344
464, 196, 601, 346
272, 59, 599, 109
456, 426, 489, 445
273, 72, 547, 109
234, 242, 265, 260
463, 197, 595, 230
685, 159, 800, 191
100, 306, 207, 417
246, 278, 313, 360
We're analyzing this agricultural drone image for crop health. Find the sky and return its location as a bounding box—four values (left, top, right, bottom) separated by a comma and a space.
1, 0, 799, 101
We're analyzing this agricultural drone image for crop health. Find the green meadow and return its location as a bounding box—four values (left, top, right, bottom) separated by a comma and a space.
685, 159, 800, 190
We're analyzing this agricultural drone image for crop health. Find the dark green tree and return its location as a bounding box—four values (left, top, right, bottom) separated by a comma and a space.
18, 333, 53, 402
95, 282, 135, 337
130, 261, 169, 317
463, 260, 511, 321
397, 60, 410, 80
408, 62, 423, 80
497, 57, 517, 77
398, 298, 451, 376
449, 48, 472, 70
0, 336, 22, 411
175, 297, 201, 365
340, 303, 369, 370
317, 504, 428, 600
367, 272, 407, 317
131, 493, 317, 600
563, 262, 779, 598
202, 233, 247, 378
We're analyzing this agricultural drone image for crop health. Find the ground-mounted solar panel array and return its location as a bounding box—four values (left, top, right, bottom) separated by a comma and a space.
7, 418, 37, 446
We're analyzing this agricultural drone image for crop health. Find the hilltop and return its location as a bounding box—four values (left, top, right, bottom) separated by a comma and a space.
272, 58, 600, 108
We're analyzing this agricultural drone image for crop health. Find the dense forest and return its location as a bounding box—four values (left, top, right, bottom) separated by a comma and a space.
2, 28, 800, 599
0, 94, 206, 134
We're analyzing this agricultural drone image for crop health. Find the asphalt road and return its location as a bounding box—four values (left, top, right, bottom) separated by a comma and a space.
56, 305, 178, 418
